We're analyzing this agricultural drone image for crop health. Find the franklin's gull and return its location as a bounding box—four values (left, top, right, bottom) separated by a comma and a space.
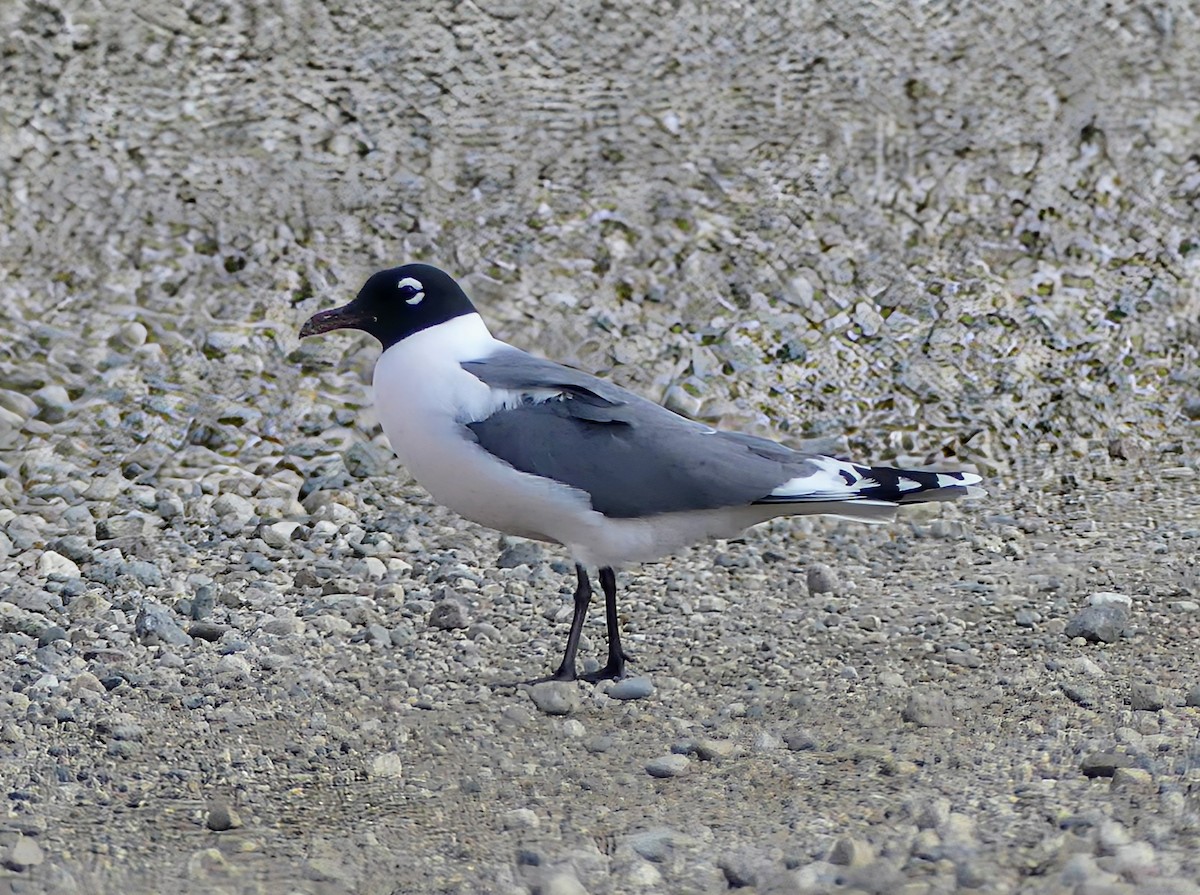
300, 264, 984, 682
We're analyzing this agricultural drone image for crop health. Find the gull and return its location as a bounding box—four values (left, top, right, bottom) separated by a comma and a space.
300, 264, 984, 682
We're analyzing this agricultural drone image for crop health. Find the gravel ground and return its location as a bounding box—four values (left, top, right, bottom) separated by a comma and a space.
2, 1, 1199, 893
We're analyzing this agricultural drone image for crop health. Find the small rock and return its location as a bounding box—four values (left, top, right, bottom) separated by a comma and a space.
189, 622, 227, 642
4, 835, 45, 870
191, 584, 216, 620
135, 603, 193, 646
902, 690, 955, 728
262, 617, 304, 636
915, 796, 951, 830
1111, 767, 1154, 790
645, 754, 690, 778
527, 682, 579, 716
717, 852, 761, 888
692, 738, 738, 761
1014, 608, 1039, 627
608, 676, 654, 700
496, 540, 543, 569
428, 598, 470, 630
49, 535, 92, 563
696, 595, 728, 612
584, 735, 612, 754
806, 562, 839, 594
37, 550, 80, 579
1185, 685, 1200, 708
366, 752, 404, 779
205, 803, 243, 832
1064, 604, 1128, 643
364, 624, 392, 646
31, 384, 71, 423
344, 442, 390, 478
96, 514, 149, 540
260, 520, 300, 548
1081, 752, 1137, 778
827, 836, 874, 868
501, 808, 540, 830
1088, 591, 1133, 609
783, 729, 817, 751
124, 560, 162, 587
112, 321, 148, 350
37, 625, 67, 646
212, 494, 255, 530
1129, 683, 1167, 711
1060, 683, 1097, 707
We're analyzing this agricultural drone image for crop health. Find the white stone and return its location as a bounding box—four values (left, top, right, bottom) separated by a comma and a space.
37, 550, 80, 579
1088, 591, 1132, 609
367, 752, 404, 779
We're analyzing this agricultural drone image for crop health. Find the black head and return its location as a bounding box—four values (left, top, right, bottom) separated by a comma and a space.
299, 264, 477, 349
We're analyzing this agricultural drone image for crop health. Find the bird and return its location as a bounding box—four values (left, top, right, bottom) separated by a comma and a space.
299, 263, 984, 683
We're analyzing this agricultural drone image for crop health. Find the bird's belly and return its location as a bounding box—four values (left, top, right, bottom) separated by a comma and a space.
385, 416, 597, 541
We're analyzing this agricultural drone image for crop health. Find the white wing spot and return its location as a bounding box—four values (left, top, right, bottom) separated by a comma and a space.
398, 276, 425, 305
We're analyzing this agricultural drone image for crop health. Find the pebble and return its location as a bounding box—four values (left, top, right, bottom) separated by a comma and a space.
1185, 685, 1200, 708
901, 690, 956, 728
691, 738, 738, 761
496, 540, 543, 569
1064, 604, 1128, 643
31, 384, 71, 422
806, 562, 839, 594
1081, 752, 1137, 778
212, 494, 256, 530
608, 676, 654, 700
428, 597, 470, 630
261, 520, 300, 548
1111, 767, 1154, 790
262, 617, 305, 636
527, 682, 580, 716
1129, 683, 1167, 711
3, 835, 45, 870
344, 442, 391, 478
696, 594, 728, 612
135, 603, 193, 647
366, 752, 404, 779
189, 622, 226, 643
501, 808, 540, 830
784, 729, 818, 751
96, 514, 150, 540
645, 754, 690, 778
49, 535, 92, 563
205, 802, 244, 831
827, 836, 874, 868
1089, 591, 1133, 609
717, 852, 761, 888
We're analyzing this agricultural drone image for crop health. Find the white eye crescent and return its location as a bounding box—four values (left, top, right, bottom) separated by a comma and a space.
398, 276, 425, 305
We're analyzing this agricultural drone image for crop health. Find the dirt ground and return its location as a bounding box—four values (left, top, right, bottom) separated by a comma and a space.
1, 1, 1198, 893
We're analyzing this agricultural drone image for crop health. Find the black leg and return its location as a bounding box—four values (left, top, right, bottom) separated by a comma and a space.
492, 564, 592, 687
582, 566, 631, 682
541, 563, 592, 682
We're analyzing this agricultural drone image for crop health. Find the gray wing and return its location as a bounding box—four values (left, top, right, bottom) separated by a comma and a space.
461, 349, 817, 518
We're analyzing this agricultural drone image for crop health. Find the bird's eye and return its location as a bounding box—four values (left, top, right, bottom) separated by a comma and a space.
397, 276, 425, 305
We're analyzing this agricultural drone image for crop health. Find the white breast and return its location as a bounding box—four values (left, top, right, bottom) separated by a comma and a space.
372, 315, 597, 542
